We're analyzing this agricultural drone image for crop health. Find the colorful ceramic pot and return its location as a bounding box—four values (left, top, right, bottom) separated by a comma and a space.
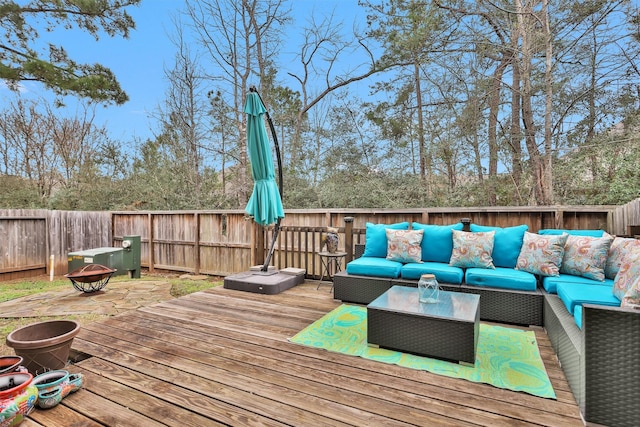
32, 370, 83, 409
0, 357, 25, 375
0, 372, 37, 427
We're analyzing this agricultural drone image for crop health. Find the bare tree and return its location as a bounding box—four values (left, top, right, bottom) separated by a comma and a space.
155, 17, 209, 208
185, 0, 288, 206
0, 97, 107, 206
287, 7, 387, 173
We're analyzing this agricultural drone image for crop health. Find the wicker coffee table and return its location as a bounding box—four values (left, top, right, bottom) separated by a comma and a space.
367, 286, 480, 364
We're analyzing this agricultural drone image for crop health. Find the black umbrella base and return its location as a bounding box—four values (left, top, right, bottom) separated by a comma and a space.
223, 269, 304, 295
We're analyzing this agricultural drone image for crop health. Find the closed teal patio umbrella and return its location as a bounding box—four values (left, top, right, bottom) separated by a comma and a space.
244, 87, 284, 271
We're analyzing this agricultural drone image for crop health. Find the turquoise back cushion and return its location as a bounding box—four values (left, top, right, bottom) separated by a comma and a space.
538, 229, 604, 237
362, 222, 409, 258
411, 222, 464, 263
470, 224, 528, 268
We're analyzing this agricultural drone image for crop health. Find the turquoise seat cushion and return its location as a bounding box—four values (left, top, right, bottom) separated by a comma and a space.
556, 282, 620, 314
400, 262, 464, 284
345, 256, 402, 278
543, 274, 614, 294
411, 222, 463, 263
465, 267, 537, 291
574, 305, 583, 329
362, 222, 410, 258
538, 229, 604, 237
470, 224, 527, 268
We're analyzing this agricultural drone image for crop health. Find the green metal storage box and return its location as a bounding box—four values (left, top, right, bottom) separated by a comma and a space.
67, 247, 125, 276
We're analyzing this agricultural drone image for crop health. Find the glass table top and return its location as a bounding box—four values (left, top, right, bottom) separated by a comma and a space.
368, 286, 479, 322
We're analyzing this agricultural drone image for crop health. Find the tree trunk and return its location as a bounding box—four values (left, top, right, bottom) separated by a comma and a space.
542, 0, 554, 204
517, 0, 551, 205
487, 56, 509, 206
510, 28, 523, 200
415, 61, 428, 185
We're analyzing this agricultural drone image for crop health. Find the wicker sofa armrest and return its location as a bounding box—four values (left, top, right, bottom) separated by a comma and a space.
582, 304, 640, 426
354, 244, 365, 259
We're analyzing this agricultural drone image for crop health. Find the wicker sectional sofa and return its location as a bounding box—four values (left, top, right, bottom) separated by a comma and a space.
333, 224, 640, 427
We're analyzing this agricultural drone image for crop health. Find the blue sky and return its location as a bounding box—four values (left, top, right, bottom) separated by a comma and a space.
5, 0, 369, 144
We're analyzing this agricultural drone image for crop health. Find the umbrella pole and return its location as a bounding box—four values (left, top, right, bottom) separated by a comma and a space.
251, 86, 284, 273
262, 219, 280, 271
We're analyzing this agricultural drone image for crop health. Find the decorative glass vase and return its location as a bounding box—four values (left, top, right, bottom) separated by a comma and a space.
418, 274, 439, 303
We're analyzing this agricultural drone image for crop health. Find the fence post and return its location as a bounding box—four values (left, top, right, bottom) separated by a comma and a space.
194, 212, 200, 275
148, 213, 155, 273
344, 216, 354, 263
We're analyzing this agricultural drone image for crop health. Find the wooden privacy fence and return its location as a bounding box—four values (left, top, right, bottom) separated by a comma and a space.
0, 209, 111, 281
611, 197, 640, 236
2, 202, 639, 281
111, 205, 623, 278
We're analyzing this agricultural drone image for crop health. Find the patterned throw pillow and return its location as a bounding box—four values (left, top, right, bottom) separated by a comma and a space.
516, 232, 568, 276
470, 224, 528, 268
621, 275, 640, 309
362, 222, 410, 258
560, 234, 613, 281
386, 229, 424, 263
612, 247, 640, 301
449, 230, 495, 269
605, 237, 640, 280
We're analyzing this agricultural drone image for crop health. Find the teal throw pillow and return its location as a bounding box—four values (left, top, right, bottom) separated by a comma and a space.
411, 222, 464, 263
470, 224, 528, 268
362, 222, 409, 258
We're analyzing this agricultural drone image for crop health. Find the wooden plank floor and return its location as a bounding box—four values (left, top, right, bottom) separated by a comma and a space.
24, 282, 584, 426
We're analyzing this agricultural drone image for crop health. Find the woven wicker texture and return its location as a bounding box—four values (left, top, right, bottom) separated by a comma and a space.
583, 305, 640, 427
458, 285, 543, 326
544, 295, 584, 407
368, 305, 478, 363
333, 271, 392, 304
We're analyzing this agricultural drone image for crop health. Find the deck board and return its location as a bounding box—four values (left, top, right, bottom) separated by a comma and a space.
28, 282, 584, 426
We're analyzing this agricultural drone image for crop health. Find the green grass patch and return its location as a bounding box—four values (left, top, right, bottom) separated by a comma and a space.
170, 279, 222, 297
0, 278, 70, 303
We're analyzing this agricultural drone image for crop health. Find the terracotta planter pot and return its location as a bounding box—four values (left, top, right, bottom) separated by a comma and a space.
0, 372, 38, 427
6, 320, 80, 375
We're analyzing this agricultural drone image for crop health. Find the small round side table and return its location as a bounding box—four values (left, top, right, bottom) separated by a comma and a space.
317, 251, 347, 290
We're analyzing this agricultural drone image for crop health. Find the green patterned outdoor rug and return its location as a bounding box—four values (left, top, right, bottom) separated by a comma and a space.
290, 304, 555, 399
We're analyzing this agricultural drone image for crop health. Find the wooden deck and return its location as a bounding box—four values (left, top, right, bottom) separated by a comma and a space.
23, 282, 584, 426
